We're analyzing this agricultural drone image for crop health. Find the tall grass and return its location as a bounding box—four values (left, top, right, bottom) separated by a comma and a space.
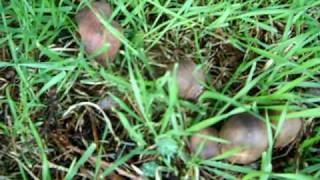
0, 0, 319, 179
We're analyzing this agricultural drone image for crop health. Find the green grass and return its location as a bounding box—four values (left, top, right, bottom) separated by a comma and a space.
0, 0, 319, 179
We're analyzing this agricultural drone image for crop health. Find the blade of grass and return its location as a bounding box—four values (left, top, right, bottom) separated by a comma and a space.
65, 143, 97, 180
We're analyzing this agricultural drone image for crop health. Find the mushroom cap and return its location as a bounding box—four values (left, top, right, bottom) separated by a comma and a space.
98, 96, 119, 111
271, 112, 303, 148
174, 60, 205, 100
219, 113, 268, 164
76, 1, 122, 66
190, 127, 220, 159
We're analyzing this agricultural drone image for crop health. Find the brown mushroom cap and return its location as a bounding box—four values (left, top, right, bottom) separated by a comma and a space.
271, 112, 303, 148
190, 127, 220, 159
219, 113, 268, 164
173, 60, 205, 100
76, 1, 122, 66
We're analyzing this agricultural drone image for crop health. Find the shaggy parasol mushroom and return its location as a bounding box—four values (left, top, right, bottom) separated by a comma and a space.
76, 1, 122, 66
190, 127, 220, 159
219, 113, 268, 164
172, 60, 205, 100
270, 111, 303, 148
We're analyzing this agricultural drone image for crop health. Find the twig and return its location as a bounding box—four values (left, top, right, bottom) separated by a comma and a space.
88, 108, 100, 149
63, 102, 121, 143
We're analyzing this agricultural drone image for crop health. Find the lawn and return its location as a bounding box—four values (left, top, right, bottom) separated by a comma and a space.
0, 0, 320, 179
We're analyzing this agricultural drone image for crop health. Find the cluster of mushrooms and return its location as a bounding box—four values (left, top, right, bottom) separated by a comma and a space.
76, 1, 303, 165
190, 113, 303, 164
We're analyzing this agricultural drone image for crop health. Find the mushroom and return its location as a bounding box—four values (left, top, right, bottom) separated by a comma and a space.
219, 113, 268, 164
76, 1, 122, 66
190, 127, 220, 159
270, 111, 303, 148
172, 60, 205, 100
98, 95, 119, 111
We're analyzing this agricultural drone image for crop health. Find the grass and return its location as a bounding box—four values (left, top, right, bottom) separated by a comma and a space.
0, 0, 319, 179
